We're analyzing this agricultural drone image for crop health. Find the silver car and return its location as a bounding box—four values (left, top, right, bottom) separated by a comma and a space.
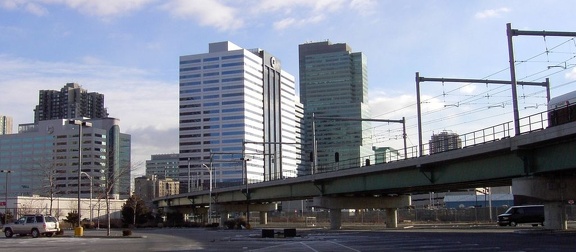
3, 215, 60, 238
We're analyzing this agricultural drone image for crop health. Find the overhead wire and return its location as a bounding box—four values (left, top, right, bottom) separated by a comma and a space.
370, 35, 576, 145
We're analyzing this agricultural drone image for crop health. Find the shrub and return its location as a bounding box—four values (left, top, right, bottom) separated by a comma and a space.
122, 229, 132, 236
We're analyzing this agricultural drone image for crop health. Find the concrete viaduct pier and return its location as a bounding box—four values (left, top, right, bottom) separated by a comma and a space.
513, 176, 576, 230
312, 195, 411, 229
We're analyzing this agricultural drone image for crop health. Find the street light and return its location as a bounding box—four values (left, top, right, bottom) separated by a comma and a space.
1, 170, 12, 225
202, 164, 212, 223
187, 158, 191, 193
68, 119, 92, 230
80, 172, 93, 224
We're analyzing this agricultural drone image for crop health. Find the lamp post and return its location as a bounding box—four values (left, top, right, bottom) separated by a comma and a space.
68, 119, 92, 230
202, 164, 212, 223
1, 170, 12, 225
187, 158, 191, 193
80, 172, 93, 224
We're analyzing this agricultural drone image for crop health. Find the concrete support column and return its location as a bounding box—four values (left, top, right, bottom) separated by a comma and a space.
385, 208, 398, 228
512, 176, 576, 230
259, 211, 268, 225
220, 212, 228, 227
329, 209, 342, 230
544, 202, 566, 230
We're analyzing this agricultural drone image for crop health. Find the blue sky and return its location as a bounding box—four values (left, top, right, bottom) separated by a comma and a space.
1, 0, 576, 176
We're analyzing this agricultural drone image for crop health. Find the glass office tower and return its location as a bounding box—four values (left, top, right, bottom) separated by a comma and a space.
299, 41, 373, 174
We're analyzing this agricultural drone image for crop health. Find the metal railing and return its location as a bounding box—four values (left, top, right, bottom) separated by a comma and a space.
199, 107, 570, 189
312, 108, 557, 175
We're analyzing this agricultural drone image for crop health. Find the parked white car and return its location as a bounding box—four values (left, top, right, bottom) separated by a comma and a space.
3, 215, 60, 238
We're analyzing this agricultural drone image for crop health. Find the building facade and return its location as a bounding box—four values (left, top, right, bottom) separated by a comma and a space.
145, 154, 180, 179
428, 131, 462, 154
0, 118, 131, 199
34, 83, 108, 123
179, 41, 301, 192
0, 115, 13, 135
298, 41, 373, 174
134, 175, 179, 208
0, 195, 125, 224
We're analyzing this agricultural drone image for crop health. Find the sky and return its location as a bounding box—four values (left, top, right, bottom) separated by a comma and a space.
1, 0, 576, 176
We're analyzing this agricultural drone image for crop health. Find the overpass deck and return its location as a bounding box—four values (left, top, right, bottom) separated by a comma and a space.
156, 114, 576, 208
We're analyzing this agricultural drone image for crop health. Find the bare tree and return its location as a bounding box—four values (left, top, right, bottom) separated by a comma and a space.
101, 160, 140, 236
29, 157, 65, 216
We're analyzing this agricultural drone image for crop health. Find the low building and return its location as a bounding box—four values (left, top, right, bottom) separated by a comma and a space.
134, 175, 179, 208
1, 195, 125, 225
373, 146, 402, 163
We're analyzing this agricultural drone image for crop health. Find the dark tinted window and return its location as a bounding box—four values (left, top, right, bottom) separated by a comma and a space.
36, 216, 44, 223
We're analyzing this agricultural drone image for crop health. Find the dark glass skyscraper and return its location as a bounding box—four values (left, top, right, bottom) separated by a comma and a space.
299, 41, 373, 174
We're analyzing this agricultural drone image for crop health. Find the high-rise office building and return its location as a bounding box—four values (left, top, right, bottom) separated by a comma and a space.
299, 41, 373, 174
0, 118, 131, 199
34, 83, 108, 123
429, 131, 462, 154
0, 115, 13, 134
145, 154, 180, 179
179, 41, 301, 192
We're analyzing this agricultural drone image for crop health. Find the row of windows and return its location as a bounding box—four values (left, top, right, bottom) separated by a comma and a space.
180, 79, 249, 87
180, 54, 245, 65
180, 70, 247, 80
180, 132, 222, 138
179, 120, 244, 129
181, 100, 244, 108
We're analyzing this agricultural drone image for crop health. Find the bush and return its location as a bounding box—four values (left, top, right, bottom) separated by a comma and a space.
224, 219, 236, 229
206, 223, 219, 228
122, 229, 132, 236
223, 217, 247, 229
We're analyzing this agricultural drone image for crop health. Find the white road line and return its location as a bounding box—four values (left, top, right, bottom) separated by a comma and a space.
327, 241, 361, 252
300, 241, 319, 252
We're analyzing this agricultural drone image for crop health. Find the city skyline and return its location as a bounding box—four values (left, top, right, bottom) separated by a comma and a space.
1, 1, 576, 176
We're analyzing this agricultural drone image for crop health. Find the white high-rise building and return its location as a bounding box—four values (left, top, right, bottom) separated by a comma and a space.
179, 41, 301, 192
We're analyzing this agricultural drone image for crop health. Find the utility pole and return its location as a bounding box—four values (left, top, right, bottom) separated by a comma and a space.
506, 23, 576, 135
415, 74, 548, 156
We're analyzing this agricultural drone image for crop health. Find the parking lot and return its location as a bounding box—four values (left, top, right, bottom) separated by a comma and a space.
1, 225, 576, 251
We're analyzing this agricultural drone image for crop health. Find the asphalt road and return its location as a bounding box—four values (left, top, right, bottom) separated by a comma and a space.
1, 226, 575, 251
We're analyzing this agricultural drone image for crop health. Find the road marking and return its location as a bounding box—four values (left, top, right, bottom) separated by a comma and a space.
300, 241, 319, 252
327, 241, 361, 252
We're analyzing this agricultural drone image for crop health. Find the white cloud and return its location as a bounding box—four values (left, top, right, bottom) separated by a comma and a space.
254, 0, 346, 13
0, 0, 151, 18
58, 0, 152, 17
565, 67, 576, 80
350, 0, 377, 15
24, 2, 47, 16
256, 0, 375, 31
161, 0, 243, 31
459, 84, 477, 94
474, 7, 510, 19
0, 0, 19, 10
273, 14, 325, 30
